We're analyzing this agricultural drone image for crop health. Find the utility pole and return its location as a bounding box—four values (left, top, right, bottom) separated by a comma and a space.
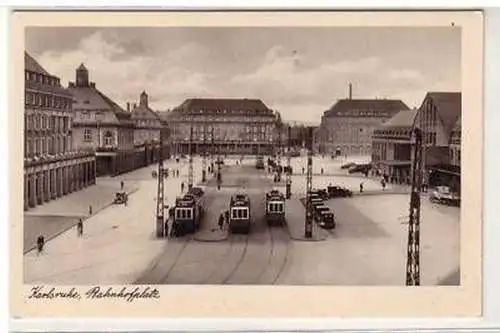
286, 125, 292, 199
305, 126, 314, 238
277, 123, 282, 182
155, 129, 165, 238
406, 127, 423, 286
188, 123, 194, 191
211, 127, 215, 174
217, 133, 222, 190
201, 127, 207, 182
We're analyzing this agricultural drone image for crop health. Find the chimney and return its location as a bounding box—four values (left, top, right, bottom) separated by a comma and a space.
348, 82, 352, 100
127, 102, 130, 112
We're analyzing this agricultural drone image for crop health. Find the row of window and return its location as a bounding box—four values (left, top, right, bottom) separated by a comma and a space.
25, 135, 71, 157
25, 91, 71, 110
267, 202, 284, 213
83, 129, 115, 146
231, 207, 249, 219
25, 71, 61, 87
25, 113, 71, 133
175, 208, 193, 220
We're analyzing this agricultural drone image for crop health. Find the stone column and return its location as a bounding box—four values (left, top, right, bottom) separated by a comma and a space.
55, 168, 61, 197
51, 169, 57, 199
44, 170, 50, 202
62, 167, 68, 195
29, 174, 36, 208
24, 174, 29, 211
82, 163, 87, 187
37, 172, 44, 204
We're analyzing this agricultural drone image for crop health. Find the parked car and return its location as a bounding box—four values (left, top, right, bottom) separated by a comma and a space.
348, 163, 372, 175
327, 185, 353, 198
430, 186, 460, 206
341, 162, 356, 169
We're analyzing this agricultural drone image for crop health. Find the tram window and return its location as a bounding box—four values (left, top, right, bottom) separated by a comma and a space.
242, 209, 248, 219
278, 203, 283, 212
232, 209, 237, 219
186, 209, 192, 219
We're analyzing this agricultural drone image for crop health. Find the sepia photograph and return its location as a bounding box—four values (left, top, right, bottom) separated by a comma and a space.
10, 11, 483, 318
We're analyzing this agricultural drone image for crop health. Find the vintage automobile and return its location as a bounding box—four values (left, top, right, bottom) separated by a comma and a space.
341, 162, 356, 170
327, 185, 353, 198
430, 186, 460, 206
318, 211, 336, 230
113, 191, 128, 204
348, 163, 372, 175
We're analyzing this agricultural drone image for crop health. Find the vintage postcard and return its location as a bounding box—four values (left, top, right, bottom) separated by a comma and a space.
10, 10, 483, 318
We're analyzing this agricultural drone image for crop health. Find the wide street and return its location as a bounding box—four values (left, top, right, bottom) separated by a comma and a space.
24, 154, 460, 286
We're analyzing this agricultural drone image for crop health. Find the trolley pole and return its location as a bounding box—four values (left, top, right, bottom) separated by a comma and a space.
155, 129, 165, 238
406, 127, 423, 286
277, 123, 282, 182
188, 124, 194, 190
305, 127, 314, 239
202, 128, 207, 182
286, 125, 292, 199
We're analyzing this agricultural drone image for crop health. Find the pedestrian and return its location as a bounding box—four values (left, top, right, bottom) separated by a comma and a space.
321, 168, 324, 175
359, 182, 364, 193
120, 180, 124, 190
381, 179, 386, 191
164, 218, 169, 238
177, 169, 180, 177
181, 182, 185, 193
36, 234, 45, 255
88, 205, 93, 216
77, 218, 83, 237
302, 167, 305, 174
218, 214, 224, 231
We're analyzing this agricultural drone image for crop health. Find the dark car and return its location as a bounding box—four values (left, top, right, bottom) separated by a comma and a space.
318, 211, 335, 229
348, 163, 372, 175
327, 185, 353, 198
341, 162, 356, 169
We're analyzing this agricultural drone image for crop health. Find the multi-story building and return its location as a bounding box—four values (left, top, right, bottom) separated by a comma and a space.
449, 116, 461, 167
24, 52, 96, 210
414, 92, 461, 189
371, 109, 417, 184
130, 91, 170, 168
166, 98, 281, 155
68, 63, 136, 176
317, 96, 409, 156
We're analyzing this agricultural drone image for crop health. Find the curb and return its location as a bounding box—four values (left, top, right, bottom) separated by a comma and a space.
23, 186, 140, 254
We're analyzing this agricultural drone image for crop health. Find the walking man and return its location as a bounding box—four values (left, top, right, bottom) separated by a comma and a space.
218, 213, 224, 231
321, 168, 324, 175
181, 182, 185, 193
359, 182, 364, 193
77, 218, 83, 237
120, 180, 124, 190
36, 234, 45, 255
381, 179, 386, 191
88, 205, 93, 216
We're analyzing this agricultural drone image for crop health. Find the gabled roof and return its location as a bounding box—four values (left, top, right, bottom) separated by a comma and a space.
324, 99, 410, 118
25, 52, 50, 75
68, 84, 132, 124
423, 92, 461, 137
173, 98, 274, 116
380, 109, 418, 129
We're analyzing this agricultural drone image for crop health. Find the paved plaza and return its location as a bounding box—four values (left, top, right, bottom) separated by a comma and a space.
23, 155, 460, 285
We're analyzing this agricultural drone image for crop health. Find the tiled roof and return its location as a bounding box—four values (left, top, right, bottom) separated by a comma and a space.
25, 52, 50, 75
68, 85, 133, 125
172, 98, 274, 116
131, 104, 161, 121
324, 99, 410, 118
424, 92, 461, 137
380, 109, 418, 129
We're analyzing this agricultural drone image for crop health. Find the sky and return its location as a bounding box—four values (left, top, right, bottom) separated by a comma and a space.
26, 27, 461, 125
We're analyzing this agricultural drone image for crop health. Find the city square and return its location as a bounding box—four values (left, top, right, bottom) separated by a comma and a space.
22, 26, 462, 287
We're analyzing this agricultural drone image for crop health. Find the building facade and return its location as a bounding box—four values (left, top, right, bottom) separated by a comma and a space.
68, 64, 136, 176
166, 98, 281, 155
371, 109, 417, 184
414, 92, 461, 189
24, 52, 96, 210
130, 91, 171, 167
449, 117, 461, 167
317, 98, 409, 156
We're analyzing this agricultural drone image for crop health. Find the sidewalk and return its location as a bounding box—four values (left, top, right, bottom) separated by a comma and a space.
23, 180, 138, 253
284, 197, 328, 241
24, 157, 206, 284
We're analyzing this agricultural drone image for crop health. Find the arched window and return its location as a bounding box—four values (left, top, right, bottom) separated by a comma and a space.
103, 131, 114, 146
